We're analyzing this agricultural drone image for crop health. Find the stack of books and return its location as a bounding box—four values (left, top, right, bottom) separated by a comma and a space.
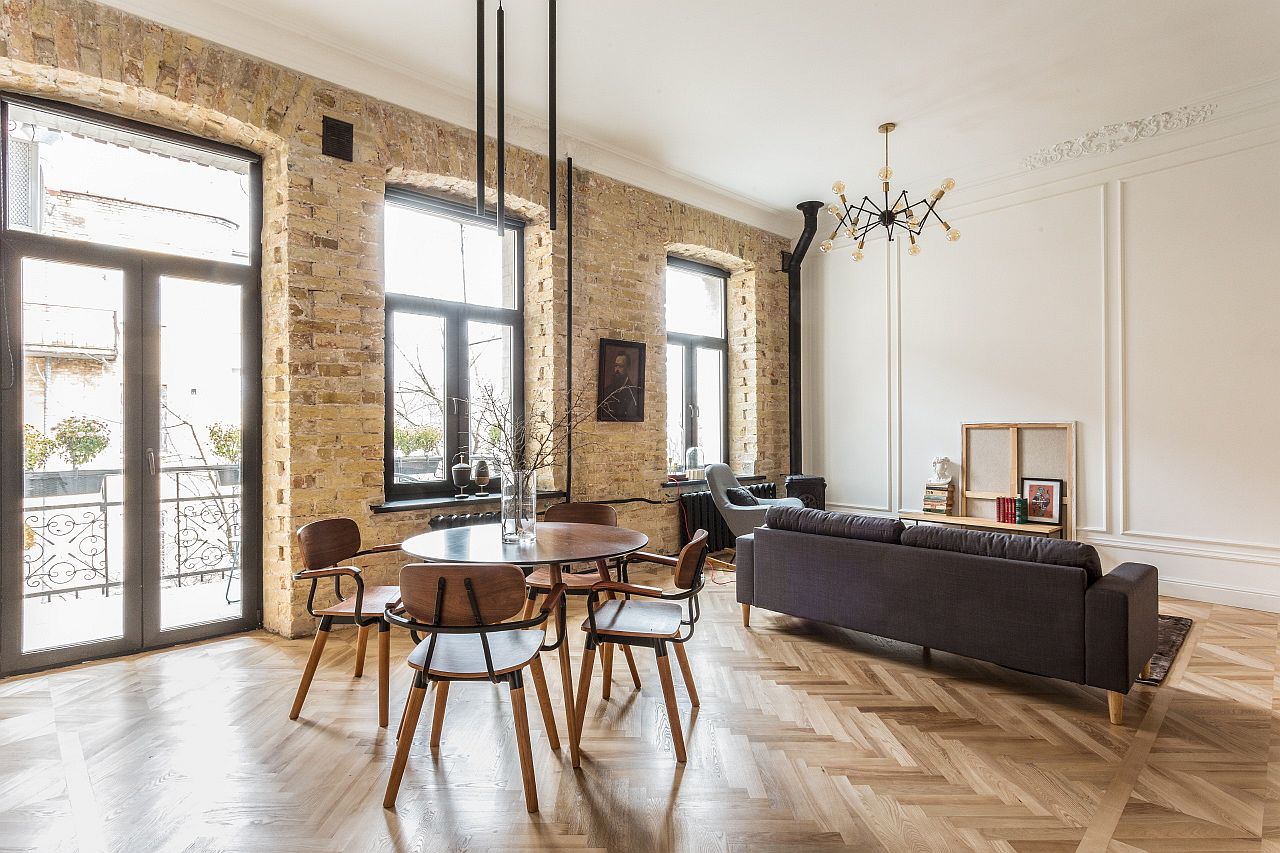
923, 483, 955, 515
996, 497, 1029, 524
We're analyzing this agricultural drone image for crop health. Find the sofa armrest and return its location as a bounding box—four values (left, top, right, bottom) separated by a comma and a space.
1085, 562, 1159, 693
735, 533, 755, 604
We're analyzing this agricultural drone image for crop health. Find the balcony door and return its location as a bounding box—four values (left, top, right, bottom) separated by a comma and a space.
0, 96, 262, 675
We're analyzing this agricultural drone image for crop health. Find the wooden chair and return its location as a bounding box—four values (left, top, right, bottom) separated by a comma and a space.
523, 502, 643, 697
289, 518, 402, 726
572, 529, 709, 766
382, 564, 567, 813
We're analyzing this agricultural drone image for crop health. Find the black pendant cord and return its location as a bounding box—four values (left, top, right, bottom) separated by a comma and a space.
548, 0, 557, 231
475, 0, 485, 217
496, 1, 505, 236
564, 156, 573, 500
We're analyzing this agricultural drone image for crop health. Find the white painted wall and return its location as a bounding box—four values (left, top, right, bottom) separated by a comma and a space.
802, 113, 1280, 612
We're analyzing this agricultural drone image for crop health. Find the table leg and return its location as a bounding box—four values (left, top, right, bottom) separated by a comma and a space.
558, 632, 580, 768
377, 620, 390, 728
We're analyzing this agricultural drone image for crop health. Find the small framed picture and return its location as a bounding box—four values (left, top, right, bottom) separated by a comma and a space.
597, 338, 646, 422
1021, 477, 1064, 525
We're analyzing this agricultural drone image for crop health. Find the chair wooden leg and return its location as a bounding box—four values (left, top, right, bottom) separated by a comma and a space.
601, 643, 614, 700
289, 619, 331, 720
509, 680, 539, 813
672, 641, 699, 708
741, 603, 751, 628
1108, 691, 1124, 726
383, 680, 427, 808
620, 645, 642, 689
602, 589, 641, 690
429, 681, 450, 748
572, 643, 597, 768
396, 684, 414, 741
655, 645, 687, 763
377, 622, 390, 727
558, 638, 581, 768
354, 623, 370, 678
528, 654, 560, 751
522, 591, 538, 621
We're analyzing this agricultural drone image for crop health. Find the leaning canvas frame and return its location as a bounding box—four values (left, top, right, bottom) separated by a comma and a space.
959, 422, 1077, 540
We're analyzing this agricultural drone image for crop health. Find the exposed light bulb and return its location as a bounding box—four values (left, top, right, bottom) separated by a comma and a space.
946, 228, 961, 242
940, 178, 956, 192
826, 203, 841, 217
831, 180, 846, 195
845, 226, 857, 238
908, 243, 922, 256
893, 199, 906, 212
852, 249, 865, 262
877, 166, 893, 181
819, 239, 833, 253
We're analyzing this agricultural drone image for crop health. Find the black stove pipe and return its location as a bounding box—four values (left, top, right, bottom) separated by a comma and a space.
784, 200, 823, 474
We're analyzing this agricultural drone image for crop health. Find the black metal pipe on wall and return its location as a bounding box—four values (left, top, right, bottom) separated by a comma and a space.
785, 200, 823, 474
564, 156, 574, 500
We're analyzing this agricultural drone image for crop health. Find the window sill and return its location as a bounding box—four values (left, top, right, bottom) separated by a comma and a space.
372, 490, 566, 515
661, 474, 766, 489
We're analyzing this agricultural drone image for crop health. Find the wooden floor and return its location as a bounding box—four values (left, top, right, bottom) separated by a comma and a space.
1, 569, 1276, 852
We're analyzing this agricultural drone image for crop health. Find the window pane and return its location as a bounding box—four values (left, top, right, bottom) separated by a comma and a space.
666, 345, 686, 472
5, 104, 253, 264
695, 347, 724, 466
390, 312, 447, 483
384, 199, 516, 308
665, 264, 725, 338
467, 321, 514, 467
20, 259, 126, 652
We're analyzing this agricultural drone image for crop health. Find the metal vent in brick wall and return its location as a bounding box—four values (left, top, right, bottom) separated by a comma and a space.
6, 137, 41, 229
321, 116, 354, 162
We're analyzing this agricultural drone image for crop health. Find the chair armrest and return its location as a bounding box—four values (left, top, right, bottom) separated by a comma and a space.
624, 551, 677, 568
1085, 562, 1159, 693
718, 504, 770, 538
539, 582, 568, 616
293, 565, 360, 581
757, 497, 804, 508
591, 580, 665, 598
355, 543, 401, 556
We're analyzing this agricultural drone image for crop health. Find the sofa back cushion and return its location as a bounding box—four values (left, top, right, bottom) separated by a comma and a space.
765, 505, 904, 545
900, 525, 1102, 582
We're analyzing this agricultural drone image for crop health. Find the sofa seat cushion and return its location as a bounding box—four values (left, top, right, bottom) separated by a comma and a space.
900, 525, 1102, 582
725, 487, 760, 506
764, 505, 905, 544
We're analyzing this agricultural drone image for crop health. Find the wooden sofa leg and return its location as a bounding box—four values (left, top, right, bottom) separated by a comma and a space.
1141, 659, 1153, 680
1107, 691, 1124, 726
741, 603, 751, 627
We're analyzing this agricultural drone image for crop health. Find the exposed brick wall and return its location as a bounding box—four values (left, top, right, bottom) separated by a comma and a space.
1, 0, 792, 637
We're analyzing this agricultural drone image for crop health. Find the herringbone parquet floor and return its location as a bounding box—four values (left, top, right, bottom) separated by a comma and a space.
0, 568, 1274, 852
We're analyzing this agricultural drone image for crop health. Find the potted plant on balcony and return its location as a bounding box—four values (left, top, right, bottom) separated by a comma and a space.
208, 422, 242, 486
393, 424, 443, 479
48, 416, 111, 496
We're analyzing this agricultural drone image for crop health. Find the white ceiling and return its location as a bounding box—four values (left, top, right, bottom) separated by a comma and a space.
104, 0, 1280, 235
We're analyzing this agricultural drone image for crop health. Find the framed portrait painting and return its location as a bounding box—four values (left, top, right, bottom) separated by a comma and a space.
1021, 477, 1064, 525
597, 338, 646, 422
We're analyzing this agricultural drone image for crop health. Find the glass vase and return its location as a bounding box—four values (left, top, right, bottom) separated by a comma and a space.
501, 468, 537, 543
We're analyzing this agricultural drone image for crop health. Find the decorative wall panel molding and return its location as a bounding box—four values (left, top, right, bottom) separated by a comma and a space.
1023, 103, 1218, 170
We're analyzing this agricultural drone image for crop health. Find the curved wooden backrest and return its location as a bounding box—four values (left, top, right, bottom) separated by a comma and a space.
545, 501, 618, 526
297, 517, 361, 570
674, 529, 710, 590
399, 563, 528, 626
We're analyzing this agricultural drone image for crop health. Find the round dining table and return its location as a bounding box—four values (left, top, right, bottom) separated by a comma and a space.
398, 520, 649, 765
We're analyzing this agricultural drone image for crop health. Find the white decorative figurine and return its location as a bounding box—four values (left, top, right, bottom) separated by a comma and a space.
928, 456, 953, 485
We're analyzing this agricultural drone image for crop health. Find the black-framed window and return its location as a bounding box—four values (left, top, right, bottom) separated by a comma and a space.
664, 257, 728, 473
383, 189, 524, 500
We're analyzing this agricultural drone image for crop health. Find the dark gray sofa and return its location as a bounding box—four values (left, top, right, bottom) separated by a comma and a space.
736, 506, 1158, 724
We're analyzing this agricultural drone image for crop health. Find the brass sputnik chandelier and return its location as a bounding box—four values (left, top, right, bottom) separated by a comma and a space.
819, 122, 960, 261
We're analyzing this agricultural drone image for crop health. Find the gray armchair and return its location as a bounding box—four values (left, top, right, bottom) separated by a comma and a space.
705, 463, 804, 539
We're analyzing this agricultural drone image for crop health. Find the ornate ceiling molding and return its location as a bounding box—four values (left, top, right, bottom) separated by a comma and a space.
1023, 103, 1218, 170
